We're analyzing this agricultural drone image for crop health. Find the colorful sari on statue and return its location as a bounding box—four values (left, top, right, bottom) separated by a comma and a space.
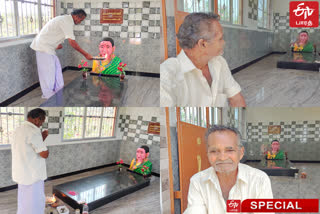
92, 56, 121, 75
267, 150, 284, 160
293, 42, 314, 53
129, 158, 152, 175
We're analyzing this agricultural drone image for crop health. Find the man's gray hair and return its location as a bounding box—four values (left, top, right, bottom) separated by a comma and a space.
177, 13, 220, 49
205, 125, 243, 148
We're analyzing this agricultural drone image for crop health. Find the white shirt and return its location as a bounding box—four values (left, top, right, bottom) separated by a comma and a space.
184, 163, 273, 214
160, 50, 241, 107
11, 121, 48, 185
30, 15, 75, 55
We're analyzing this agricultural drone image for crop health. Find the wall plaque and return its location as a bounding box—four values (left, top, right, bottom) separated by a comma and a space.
268, 125, 281, 134
148, 122, 160, 135
100, 9, 123, 24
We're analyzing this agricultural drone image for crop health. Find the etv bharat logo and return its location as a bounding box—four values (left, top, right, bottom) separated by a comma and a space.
290, 1, 319, 27
227, 200, 241, 212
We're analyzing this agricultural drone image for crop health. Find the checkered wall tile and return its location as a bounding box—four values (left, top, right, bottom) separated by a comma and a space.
273, 12, 320, 33
118, 114, 160, 146
248, 0, 258, 21
60, 1, 161, 39
41, 110, 63, 135
247, 120, 320, 143
246, 120, 320, 160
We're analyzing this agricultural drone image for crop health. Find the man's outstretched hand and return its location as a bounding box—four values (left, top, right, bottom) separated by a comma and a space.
84, 53, 93, 60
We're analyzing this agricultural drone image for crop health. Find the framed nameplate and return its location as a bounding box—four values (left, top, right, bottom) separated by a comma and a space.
100, 9, 123, 24
148, 122, 160, 135
268, 125, 281, 134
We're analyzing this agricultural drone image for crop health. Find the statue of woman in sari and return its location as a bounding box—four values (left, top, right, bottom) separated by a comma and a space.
266, 140, 285, 160
129, 145, 152, 176
291, 31, 314, 53
92, 37, 122, 75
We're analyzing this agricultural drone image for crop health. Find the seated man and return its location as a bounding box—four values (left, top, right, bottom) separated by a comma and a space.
291, 31, 314, 53
267, 140, 284, 160
92, 37, 122, 75
129, 145, 152, 175
161, 13, 246, 107
184, 125, 272, 214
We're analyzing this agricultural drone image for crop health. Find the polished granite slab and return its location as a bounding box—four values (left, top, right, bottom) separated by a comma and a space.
40, 73, 160, 107
277, 52, 320, 71
53, 170, 150, 212
41, 74, 125, 107
244, 159, 299, 176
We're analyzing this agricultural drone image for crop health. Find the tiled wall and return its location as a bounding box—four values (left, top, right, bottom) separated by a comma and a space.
247, 0, 258, 21
42, 109, 63, 135
58, 0, 161, 73
60, 1, 161, 39
0, 40, 38, 103
223, 27, 273, 70
0, 140, 121, 188
165, 18, 273, 70
118, 107, 161, 174
272, 13, 320, 52
246, 120, 320, 160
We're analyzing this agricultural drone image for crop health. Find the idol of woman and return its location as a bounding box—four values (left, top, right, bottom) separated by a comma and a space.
267, 140, 285, 160
92, 37, 122, 75
291, 31, 314, 53
129, 145, 152, 175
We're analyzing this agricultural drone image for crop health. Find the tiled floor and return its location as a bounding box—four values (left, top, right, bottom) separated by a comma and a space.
271, 163, 320, 199
0, 166, 160, 214
9, 70, 81, 107
233, 54, 320, 107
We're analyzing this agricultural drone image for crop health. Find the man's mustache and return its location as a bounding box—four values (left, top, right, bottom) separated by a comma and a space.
215, 160, 233, 165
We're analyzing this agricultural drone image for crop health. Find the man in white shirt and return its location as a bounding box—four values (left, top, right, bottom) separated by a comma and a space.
31, 9, 93, 99
184, 125, 273, 214
161, 13, 246, 107
11, 108, 49, 214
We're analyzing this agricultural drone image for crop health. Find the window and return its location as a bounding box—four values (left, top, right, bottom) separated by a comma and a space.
0, 107, 25, 145
0, 0, 54, 39
258, 0, 269, 28
234, 107, 239, 128
218, 0, 242, 25
180, 107, 207, 127
182, 0, 212, 13
63, 107, 117, 140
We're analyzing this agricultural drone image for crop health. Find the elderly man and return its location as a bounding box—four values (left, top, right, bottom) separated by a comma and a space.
184, 125, 272, 214
161, 13, 245, 107
31, 9, 93, 99
11, 108, 49, 214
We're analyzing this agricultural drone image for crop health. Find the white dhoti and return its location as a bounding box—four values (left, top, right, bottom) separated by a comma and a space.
17, 180, 45, 214
36, 51, 64, 99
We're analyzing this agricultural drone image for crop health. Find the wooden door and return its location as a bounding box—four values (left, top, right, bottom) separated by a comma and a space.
176, 109, 211, 212
174, 10, 189, 55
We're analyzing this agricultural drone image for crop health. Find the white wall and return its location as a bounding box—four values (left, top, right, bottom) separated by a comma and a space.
246, 107, 320, 123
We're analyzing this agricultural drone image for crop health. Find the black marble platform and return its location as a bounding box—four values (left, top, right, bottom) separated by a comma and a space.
40, 74, 127, 106
244, 159, 299, 176
277, 52, 320, 71
52, 170, 150, 212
